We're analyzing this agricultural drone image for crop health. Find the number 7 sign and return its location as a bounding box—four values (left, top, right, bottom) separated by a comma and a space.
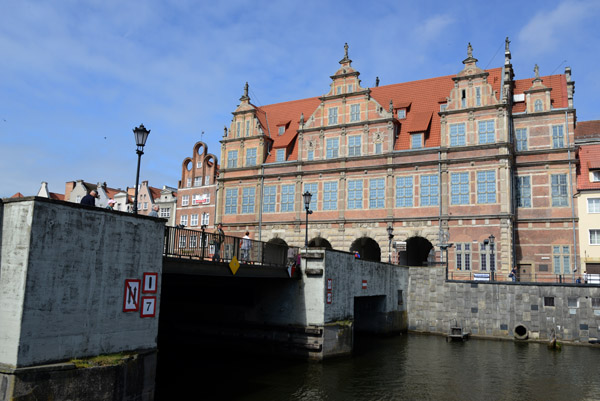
140, 296, 156, 318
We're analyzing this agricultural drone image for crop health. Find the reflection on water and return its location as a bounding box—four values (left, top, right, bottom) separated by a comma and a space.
156, 334, 600, 401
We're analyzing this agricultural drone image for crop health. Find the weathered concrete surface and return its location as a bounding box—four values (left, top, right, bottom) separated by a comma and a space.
0, 350, 156, 401
408, 266, 600, 342
0, 197, 164, 368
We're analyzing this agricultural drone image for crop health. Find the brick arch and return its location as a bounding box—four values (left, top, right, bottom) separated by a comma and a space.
405, 236, 434, 266
308, 236, 332, 249
350, 236, 381, 262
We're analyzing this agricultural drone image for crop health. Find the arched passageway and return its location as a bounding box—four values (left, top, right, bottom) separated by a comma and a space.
264, 237, 288, 265
350, 237, 381, 262
406, 236, 433, 266
308, 237, 332, 249
267, 238, 288, 247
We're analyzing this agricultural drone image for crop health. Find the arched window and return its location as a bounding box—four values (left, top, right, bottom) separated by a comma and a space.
534, 100, 543, 112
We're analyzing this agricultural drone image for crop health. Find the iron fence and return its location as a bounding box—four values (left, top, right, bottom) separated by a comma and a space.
164, 226, 298, 268
447, 270, 587, 284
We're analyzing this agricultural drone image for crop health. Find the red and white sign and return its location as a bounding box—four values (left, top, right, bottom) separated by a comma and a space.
327, 278, 333, 290
123, 279, 141, 312
140, 296, 156, 318
143, 272, 158, 293
326, 291, 333, 304
362, 280, 368, 290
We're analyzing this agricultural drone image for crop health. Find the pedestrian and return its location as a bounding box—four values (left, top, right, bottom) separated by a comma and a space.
509, 267, 517, 282
80, 190, 98, 206
106, 199, 116, 210
149, 204, 159, 217
213, 223, 225, 261
241, 231, 251, 262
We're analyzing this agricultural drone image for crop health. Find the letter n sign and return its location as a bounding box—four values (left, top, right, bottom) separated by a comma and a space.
123, 279, 141, 312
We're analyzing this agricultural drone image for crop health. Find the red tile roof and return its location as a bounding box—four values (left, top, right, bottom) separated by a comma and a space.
10, 192, 24, 198
253, 67, 567, 160
49, 192, 65, 201
577, 143, 600, 190
575, 120, 600, 140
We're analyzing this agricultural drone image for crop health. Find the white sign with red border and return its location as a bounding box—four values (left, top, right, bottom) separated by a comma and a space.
362, 280, 368, 290
140, 296, 157, 318
143, 272, 158, 293
123, 279, 141, 312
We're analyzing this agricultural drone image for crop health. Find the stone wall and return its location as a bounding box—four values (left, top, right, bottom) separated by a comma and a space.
408, 266, 600, 342
0, 197, 164, 368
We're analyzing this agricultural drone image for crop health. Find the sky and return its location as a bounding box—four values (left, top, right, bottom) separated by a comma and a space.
1, 0, 599, 198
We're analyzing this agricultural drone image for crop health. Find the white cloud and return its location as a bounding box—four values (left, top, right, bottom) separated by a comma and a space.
518, 0, 600, 56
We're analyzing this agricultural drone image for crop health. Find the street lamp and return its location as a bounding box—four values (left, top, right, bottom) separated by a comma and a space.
132, 124, 150, 214
387, 225, 394, 263
489, 234, 495, 281
303, 191, 313, 247
440, 243, 454, 280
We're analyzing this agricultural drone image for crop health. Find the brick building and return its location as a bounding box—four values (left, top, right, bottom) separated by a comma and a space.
575, 120, 600, 275
175, 141, 219, 230
216, 40, 578, 281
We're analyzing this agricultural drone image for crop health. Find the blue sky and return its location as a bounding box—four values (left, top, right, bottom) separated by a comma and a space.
1, 0, 599, 198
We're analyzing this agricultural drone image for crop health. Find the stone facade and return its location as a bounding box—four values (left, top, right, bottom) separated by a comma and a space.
216, 40, 578, 282
408, 266, 600, 342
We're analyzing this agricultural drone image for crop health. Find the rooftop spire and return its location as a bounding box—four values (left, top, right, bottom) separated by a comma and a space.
339, 42, 352, 65
240, 82, 250, 102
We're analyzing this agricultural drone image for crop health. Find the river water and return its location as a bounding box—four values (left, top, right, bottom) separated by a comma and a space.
156, 334, 600, 400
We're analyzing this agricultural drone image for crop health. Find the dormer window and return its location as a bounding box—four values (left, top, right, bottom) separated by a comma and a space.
278, 126, 285, 135
276, 149, 285, 162
337, 86, 342, 95
461, 90, 466, 108
397, 109, 406, 119
591, 170, 600, 183
347, 84, 353, 93
411, 133, 423, 149
534, 99, 543, 112
440, 104, 447, 112
476, 87, 481, 106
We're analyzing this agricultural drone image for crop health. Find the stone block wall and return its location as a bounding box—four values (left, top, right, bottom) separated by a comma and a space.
0, 197, 164, 368
408, 266, 600, 342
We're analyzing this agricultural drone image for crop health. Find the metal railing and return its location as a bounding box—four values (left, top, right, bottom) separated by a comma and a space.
164, 226, 298, 268
447, 270, 587, 284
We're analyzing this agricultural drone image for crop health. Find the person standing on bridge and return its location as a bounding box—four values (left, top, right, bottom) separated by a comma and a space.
241, 231, 252, 263
213, 223, 225, 262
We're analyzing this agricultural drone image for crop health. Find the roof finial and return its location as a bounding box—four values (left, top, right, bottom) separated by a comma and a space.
344, 43, 349, 58
505, 37, 510, 52
300, 112, 305, 126
389, 99, 394, 113
240, 82, 250, 101
223, 126, 228, 137
375, 76, 380, 87
467, 42, 473, 58
534, 64, 540, 78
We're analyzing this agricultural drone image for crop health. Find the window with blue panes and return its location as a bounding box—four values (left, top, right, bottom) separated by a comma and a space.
323, 182, 338, 210
347, 180, 363, 209
328, 108, 338, 125
451, 172, 469, 205
516, 176, 531, 207
369, 178, 385, 209
246, 148, 257, 166
477, 171, 496, 204
420, 175, 439, 206
350, 104, 360, 122
411, 133, 423, 149
326, 138, 339, 159
304, 183, 318, 211
263, 186, 276, 213
307, 150, 314, 161
281, 185, 295, 212
551, 174, 568, 206
241, 187, 255, 214
478, 120, 495, 144
276, 149, 285, 162
450, 123, 466, 146
552, 125, 564, 148
516, 128, 527, 151
396, 176, 413, 207
553, 246, 570, 274
348, 136, 361, 156
227, 150, 238, 168
225, 188, 237, 214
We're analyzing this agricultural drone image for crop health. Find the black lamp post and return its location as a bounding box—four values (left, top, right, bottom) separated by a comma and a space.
489, 234, 495, 281
132, 124, 150, 214
303, 191, 313, 247
387, 225, 394, 263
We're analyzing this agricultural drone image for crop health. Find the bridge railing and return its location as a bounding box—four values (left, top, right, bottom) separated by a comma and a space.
164, 226, 297, 268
